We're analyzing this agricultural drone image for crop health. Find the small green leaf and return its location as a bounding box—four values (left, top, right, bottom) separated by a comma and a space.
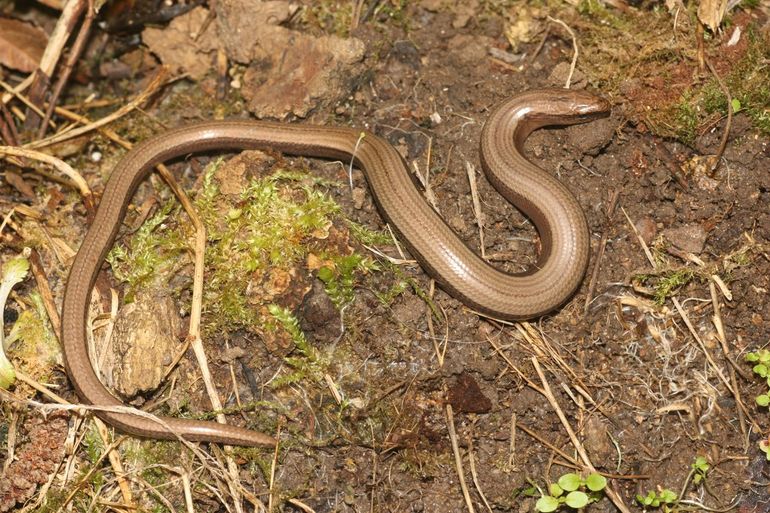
746, 352, 760, 362
535, 496, 560, 512
757, 394, 770, 406
731, 98, 742, 113
660, 489, 678, 503
585, 473, 607, 491
564, 491, 589, 509
549, 483, 564, 497
760, 350, 770, 363
754, 364, 769, 377
557, 473, 582, 492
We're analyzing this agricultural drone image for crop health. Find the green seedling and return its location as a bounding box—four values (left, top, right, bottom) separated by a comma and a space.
745, 349, 770, 460
534, 472, 608, 512
745, 349, 770, 406
691, 456, 709, 485
635, 488, 678, 512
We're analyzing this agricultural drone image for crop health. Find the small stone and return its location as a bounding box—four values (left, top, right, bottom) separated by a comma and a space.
352, 187, 367, 209
662, 224, 708, 254
635, 216, 657, 245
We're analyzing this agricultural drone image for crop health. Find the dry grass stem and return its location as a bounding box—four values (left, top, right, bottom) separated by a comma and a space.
705, 59, 733, 175
467, 424, 493, 513
546, 17, 578, 88
507, 413, 517, 470
584, 189, 621, 315
446, 403, 476, 513
0, 145, 90, 198
26, 68, 167, 150
531, 357, 632, 513
621, 207, 657, 269
93, 417, 134, 506
465, 161, 486, 259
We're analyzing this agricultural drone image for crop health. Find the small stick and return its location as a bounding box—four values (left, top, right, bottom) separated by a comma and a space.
26, 68, 168, 150
467, 421, 493, 513
546, 17, 578, 88
0, 100, 19, 145
621, 207, 656, 268
528, 26, 552, 65
25, 0, 87, 129
531, 357, 632, 513
507, 412, 517, 470
704, 59, 733, 176
0, 146, 91, 200
93, 417, 134, 507
27, 249, 62, 340
465, 161, 486, 260
446, 403, 476, 513
267, 426, 281, 513
38, 0, 96, 139
583, 189, 621, 316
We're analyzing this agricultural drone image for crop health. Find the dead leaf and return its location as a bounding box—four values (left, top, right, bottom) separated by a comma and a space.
0, 18, 48, 72
697, 0, 728, 32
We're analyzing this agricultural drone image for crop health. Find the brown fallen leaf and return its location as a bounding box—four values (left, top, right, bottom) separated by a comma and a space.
697, 0, 728, 32
0, 17, 48, 72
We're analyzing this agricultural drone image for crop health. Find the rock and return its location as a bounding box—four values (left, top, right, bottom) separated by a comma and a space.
582, 417, 614, 467
547, 62, 586, 88
662, 224, 708, 254
215, 0, 294, 62
565, 115, 616, 155
240, 25, 365, 118
143, 4, 366, 119
106, 292, 182, 398
142, 7, 219, 80
635, 216, 657, 245
300, 280, 340, 344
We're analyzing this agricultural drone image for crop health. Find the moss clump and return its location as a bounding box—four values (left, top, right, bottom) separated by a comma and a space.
109, 159, 366, 338
701, 29, 770, 135
634, 268, 699, 305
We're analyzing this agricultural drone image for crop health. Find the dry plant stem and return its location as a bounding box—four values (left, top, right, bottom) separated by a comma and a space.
0, 100, 19, 145
546, 17, 578, 88
583, 189, 620, 315
1, 75, 34, 105
621, 206, 656, 268
467, 423, 493, 513
38, 0, 96, 139
156, 165, 245, 513
709, 281, 751, 440
531, 357, 632, 513
704, 59, 733, 175
26, 0, 86, 128
26, 69, 167, 150
465, 161, 486, 259
28, 249, 62, 340
446, 403, 476, 513
267, 428, 281, 513
672, 297, 756, 428
0, 80, 50, 121
486, 334, 545, 394
93, 417, 134, 507
287, 498, 316, 513
528, 26, 552, 64
0, 146, 90, 199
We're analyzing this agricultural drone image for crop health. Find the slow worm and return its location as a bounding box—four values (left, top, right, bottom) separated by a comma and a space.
61, 88, 610, 446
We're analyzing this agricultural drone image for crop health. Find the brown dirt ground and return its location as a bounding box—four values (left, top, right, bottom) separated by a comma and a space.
2, 1, 770, 512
